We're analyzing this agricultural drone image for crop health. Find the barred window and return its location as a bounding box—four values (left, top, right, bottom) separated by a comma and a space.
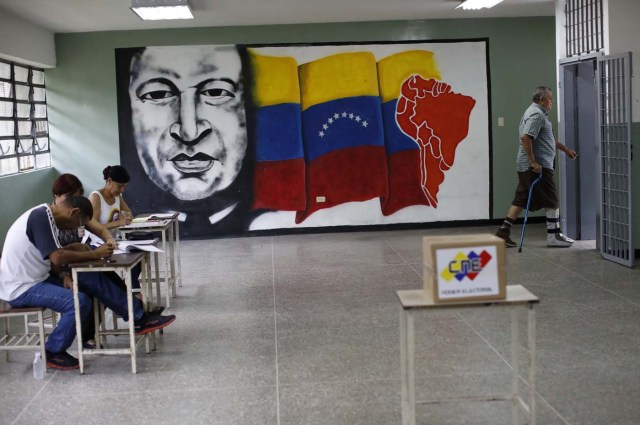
0, 59, 51, 176
565, 0, 604, 57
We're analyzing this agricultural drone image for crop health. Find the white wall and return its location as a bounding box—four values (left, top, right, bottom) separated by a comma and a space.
0, 8, 55, 67
606, 0, 640, 122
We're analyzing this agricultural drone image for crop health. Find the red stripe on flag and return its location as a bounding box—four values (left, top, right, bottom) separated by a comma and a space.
380, 149, 430, 216
252, 158, 306, 211
295, 146, 388, 223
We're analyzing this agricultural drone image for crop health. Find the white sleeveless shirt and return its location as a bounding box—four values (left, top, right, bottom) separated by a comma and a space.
90, 190, 123, 234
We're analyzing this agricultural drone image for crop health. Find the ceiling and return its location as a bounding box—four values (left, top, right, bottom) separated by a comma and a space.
0, 0, 554, 34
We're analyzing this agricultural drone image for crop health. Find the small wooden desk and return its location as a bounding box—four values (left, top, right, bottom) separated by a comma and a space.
397, 285, 540, 425
69, 251, 151, 374
119, 213, 182, 309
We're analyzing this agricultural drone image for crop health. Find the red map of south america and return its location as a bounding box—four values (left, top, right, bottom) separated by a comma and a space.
396, 75, 476, 207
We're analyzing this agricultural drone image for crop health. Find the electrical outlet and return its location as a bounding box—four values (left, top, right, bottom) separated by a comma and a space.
316, 196, 326, 203
498, 117, 504, 127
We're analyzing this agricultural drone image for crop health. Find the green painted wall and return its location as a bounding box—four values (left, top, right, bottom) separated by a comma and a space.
1, 17, 559, 247
0, 167, 58, 248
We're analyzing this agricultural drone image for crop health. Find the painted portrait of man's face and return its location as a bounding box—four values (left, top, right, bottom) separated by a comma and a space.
129, 45, 247, 201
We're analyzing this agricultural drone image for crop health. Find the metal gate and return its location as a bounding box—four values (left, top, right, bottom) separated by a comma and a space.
597, 52, 634, 267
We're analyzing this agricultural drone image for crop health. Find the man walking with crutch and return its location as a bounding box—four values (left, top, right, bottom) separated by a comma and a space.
495, 86, 578, 248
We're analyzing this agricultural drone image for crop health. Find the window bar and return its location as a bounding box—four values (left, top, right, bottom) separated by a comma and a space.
598, 0, 604, 52
567, 0, 572, 56
573, 0, 580, 55
591, 0, 596, 51
591, 0, 595, 52
578, 0, 586, 53
584, 0, 589, 52
592, 0, 597, 52
10, 63, 20, 173
569, 0, 576, 56
564, 1, 571, 57
564, 0, 573, 57
29, 68, 36, 161
589, 0, 596, 52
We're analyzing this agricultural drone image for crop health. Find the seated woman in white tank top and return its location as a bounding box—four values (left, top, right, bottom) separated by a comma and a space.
89, 165, 134, 237
88, 165, 147, 296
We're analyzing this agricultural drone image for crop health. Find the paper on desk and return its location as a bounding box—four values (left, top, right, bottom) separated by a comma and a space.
120, 221, 165, 229
131, 217, 149, 223
115, 240, 164, 254
148, 213, 175, 219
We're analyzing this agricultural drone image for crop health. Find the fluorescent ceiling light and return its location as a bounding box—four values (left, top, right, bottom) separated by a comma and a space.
456, 0, 505, 10
131, 0, 194, 20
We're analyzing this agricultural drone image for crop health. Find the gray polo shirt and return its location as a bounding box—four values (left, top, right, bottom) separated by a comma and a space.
515, 103, 556, 172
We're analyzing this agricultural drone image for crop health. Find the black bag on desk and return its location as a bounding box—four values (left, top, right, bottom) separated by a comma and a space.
125, 231, 155, 241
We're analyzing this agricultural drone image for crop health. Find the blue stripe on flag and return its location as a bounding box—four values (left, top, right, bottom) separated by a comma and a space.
302, 96, 384, 162
255, 103, 304, 161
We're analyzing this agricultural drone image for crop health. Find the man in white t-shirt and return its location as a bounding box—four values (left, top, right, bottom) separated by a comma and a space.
0, 196, 175, 370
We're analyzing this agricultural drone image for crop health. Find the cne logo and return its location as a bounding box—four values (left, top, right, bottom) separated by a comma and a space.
440, 250, 492, 282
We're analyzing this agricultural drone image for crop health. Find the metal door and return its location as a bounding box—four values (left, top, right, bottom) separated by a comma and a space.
560, 59, 598, 241
597, 52, 634, 267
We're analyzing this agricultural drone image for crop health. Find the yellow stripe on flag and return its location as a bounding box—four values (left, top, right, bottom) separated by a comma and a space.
377, 50, 441, 103
248, 49, 300, 107
299, 52, 379, 111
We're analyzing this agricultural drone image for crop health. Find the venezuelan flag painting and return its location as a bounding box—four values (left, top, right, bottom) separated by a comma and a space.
248, 42, 489, 232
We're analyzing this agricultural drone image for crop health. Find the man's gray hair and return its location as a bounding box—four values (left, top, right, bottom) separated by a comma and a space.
533, 86, 552, 103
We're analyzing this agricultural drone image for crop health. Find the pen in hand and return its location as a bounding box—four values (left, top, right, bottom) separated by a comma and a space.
121, 210, 133, 225
96, 240, 116, 263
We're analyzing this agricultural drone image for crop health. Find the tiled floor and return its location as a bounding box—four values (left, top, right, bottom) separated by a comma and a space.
2, 224, 640, 425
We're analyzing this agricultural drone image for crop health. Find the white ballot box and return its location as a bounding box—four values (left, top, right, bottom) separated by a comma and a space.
423, 234, 506, 303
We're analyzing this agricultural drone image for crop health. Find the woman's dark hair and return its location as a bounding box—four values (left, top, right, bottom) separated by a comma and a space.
52, 173, 84, 197
103, 165, 130, 183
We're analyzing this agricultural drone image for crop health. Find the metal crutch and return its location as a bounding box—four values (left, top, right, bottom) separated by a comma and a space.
518, 172, 543, 253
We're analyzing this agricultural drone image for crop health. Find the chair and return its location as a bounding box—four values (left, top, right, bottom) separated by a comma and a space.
0, 300, 47, 370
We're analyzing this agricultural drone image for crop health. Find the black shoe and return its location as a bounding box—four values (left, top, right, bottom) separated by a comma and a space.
45, 350, 79, 370
495, 228, 517, 248
135, 313, 176, 335
148, 306, 165, 316
82, 340, 103, 350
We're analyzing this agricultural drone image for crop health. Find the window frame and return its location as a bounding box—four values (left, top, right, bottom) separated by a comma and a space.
0, 58, 51, 177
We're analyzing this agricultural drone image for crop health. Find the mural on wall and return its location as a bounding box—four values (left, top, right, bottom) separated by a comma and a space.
115, 41, 490, 238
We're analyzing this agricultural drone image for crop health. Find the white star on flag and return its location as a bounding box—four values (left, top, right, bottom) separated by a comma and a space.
342, 112, 347, 117
333, 113, 339, 119
349, 113, 354, 119
328, 118, 334, 124
323, 124, 328, 130
355, 116, 361, 122
362, 121, 368, 127
319, 131, 325, 137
